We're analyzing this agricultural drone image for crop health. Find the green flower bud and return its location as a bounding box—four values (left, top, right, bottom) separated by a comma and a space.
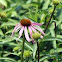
18, 52, 21, 56
24, 50, 31, 58
52, 0, 61, 5
0, 12, 6, 17
32, 32, 41, 39
13, 47, 19, 51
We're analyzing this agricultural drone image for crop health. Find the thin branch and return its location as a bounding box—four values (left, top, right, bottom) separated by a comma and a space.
37, 42, 39, 62
44, 5, 57, 33
21, 33, 25, 62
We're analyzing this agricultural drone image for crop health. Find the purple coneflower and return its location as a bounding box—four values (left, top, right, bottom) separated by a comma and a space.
11, 19, 45, 43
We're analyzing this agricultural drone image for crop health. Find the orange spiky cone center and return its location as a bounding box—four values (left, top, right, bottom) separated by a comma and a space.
20, 19, 31, 26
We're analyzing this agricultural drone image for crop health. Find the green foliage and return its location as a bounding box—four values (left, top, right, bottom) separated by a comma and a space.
0, 0, 62, 62
0, 0, 7, 7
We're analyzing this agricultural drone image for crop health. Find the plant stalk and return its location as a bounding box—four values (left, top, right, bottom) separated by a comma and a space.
21, 33, 25, 62
37, 42, 39, 62
44, 5, 57, 33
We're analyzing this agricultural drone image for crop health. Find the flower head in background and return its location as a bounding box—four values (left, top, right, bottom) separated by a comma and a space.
11, 19, 45, 43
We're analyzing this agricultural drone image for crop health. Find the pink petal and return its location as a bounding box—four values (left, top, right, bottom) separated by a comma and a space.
28, 26, 32, 38
11, 23, 20, 37
16, 27, 24, 41
32, 40, 36, 44
32, 23, 42, 26
16, 23, 20, 27
33, 26, 45, 35
19, 26, 24, 35
40, 35, 43, 39
30, 26, 37, 32
15, 23, 22, 31
24, 26, 31, 42
16, 26, 21, 31
15, 23, 21, 30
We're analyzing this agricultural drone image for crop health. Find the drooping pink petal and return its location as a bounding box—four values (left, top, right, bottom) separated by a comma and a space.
16, 27, 24, 41
11, 23, 20, 37
28, 26, 32, 38
16, 26, 21, 31
16, 23, 20, 28
32, 23, 42, 26
30, 26, 37, 33
40, 35, 43, 39
24, 26, 31, 42
19, 26, 24, 35
33, 26, 45, 35
15, 23, 21, 30
32, 40, 36, 44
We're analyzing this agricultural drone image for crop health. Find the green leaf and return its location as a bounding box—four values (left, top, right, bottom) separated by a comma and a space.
57, 35, 62, 38
40, 55, 55, 61
40, 13, 46, 23
0, 29, 3, 35
5, 29, 14, 34
42, 0, 50, 10
25, 43, 33, 51
57, 5, 62, 8
50, 30, 56, 50
33, 43, 37, 59
0, 57, 16, 62
1, 22, 17, 27
50, 48, 62, 54
28, 5, 38, 22
0, 0, 7, 7
43, 37, 62, 42
6, 4, 17, 17
3, 52, 18, 57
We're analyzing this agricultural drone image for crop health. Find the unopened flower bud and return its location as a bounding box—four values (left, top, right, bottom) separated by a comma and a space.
0, 12, 6, 17
13, 47, 19, 51
52, 0, 61, 5
24, 50, 31, 58
32, 32, 41, 39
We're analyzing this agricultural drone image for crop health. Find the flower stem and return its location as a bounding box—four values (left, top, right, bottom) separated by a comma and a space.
44, 5, 57, 33
37, 42, 39, 62
21, 33, 25, 62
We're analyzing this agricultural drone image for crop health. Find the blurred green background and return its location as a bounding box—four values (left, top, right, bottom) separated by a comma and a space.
0, 0, 62, 62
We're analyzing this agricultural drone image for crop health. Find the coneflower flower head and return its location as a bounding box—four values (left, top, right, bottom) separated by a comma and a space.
11, 19, 45, 44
